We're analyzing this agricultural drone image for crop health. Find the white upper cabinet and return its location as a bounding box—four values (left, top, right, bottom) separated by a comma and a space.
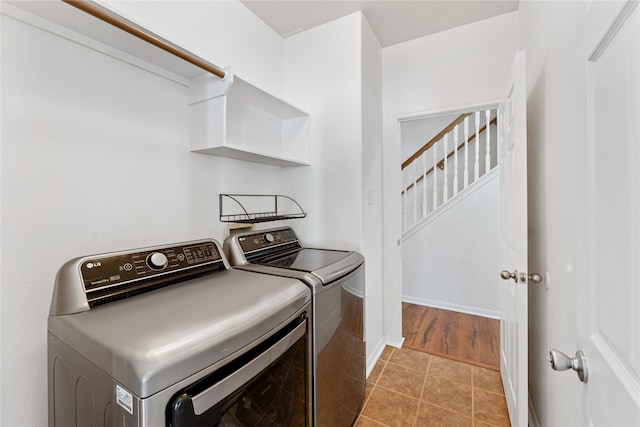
3, 0, 311, 167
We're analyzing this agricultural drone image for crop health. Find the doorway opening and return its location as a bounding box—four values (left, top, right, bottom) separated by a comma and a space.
398, 106, 501, 370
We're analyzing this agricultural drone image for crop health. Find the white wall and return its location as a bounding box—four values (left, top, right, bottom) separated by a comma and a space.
402, 173, 500, 318
519, 2, 584, 425
360, 17, 385, 364
382, 11, 519, 346
383, 12, 519, 116
282, 12, 385, 366
282, 14, 363, 248
0, 2, 286, 425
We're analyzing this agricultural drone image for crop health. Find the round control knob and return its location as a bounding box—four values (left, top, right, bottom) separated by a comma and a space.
147, 252, 168, 270
264, 233, 275, 244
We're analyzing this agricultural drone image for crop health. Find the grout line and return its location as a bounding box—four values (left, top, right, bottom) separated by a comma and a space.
376, 358, 388, 384
359, 383, 374, 416
358, 414, 391, 427
418, 400, 474, 420
373, 383, 423, 401
362, 361, 385, 407
384, 359, 430, 375
359, 357, 388, 416
414, 356, 431, 427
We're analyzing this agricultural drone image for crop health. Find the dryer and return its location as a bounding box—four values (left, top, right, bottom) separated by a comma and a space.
224, 227, 365, 427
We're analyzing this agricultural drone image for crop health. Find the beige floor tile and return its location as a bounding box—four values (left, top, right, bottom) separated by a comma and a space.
473, 366, 504, 395
422, 376, 473, 417
360, 385, 418, 427
428, 355, 472, 385
474, 389, 511, 427
367, 359, 386, 384
379, 345, 395, 361
389, 347, 431, 372
358, 346, 512, 427
416, 401, 473, 427
377, 362, 426, 399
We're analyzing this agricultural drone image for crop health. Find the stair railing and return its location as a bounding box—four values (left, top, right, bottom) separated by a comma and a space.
401, 109, 498, 233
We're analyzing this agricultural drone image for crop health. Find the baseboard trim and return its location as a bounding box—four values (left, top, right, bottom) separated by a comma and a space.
387, 336, 404, 349
402, 295, 500, 319
366, 337, 386, 378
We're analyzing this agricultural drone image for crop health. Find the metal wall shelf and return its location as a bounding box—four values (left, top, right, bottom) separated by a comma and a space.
219, 194, 307, 223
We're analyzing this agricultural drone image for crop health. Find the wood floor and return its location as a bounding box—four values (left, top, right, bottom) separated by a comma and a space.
402, 303, 500, 371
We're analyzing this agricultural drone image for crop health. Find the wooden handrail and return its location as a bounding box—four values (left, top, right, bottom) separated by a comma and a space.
401, 113, 471, 170
401, 116, 497, 195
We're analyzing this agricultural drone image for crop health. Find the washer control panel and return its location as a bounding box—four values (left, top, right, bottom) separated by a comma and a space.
80, 241, 221, 293
238, 228, 298, 253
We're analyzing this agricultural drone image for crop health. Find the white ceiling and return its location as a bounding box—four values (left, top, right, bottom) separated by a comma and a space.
240, 0, 519, 47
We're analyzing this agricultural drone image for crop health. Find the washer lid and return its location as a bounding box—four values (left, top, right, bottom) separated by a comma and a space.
256, 248, 350, 271
48, 269, 310, 398
244, 249, 364, 288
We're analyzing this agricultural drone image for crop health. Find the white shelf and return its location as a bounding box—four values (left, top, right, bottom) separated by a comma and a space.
188, 74, 312, 167
4, 1, 312, 167
194, 144, 310, 167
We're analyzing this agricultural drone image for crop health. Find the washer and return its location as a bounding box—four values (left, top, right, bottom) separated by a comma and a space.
48, 238, 312, 426
224, 226, 365, 427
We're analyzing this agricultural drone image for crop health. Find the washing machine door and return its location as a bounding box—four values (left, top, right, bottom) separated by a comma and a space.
167, 313, 310, 427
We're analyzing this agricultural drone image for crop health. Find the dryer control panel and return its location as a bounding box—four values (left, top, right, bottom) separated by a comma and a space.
237, 228, 298, 253
81, 242, 221, 293
51, 239, 227, 314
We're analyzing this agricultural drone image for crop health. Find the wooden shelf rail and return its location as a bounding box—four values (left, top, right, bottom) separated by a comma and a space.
63, 0, 226, 79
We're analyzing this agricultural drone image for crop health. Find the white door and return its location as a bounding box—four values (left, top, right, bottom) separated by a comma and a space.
577, 0, 640, 425
498, 50, 528, 427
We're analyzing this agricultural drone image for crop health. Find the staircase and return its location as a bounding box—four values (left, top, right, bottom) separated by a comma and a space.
401, 108, 498, 235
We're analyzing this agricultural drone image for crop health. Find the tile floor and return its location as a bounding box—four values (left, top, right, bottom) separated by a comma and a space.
355, 346, 510, 427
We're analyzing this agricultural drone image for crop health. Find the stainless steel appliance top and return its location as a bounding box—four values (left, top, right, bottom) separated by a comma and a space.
223, 227, 364, 288
48, 238, 311, 398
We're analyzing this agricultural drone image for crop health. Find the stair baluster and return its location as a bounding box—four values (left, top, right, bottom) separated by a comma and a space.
453, 125, 459, 197
433, 136, 438, 213
422, 152, 427, 220
485, 109, 491, 171
475, 111, 481, 181
464, 116, 470, 189
443, 132, 449, 203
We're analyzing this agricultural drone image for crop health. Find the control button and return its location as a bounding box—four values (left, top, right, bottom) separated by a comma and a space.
177, 254, 185, 261
147, 252, 168, 270
264, 233, 275, 244
123, 263, 133, 271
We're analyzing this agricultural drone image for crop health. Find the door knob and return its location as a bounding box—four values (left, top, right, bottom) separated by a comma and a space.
548, 349, 588, 383
529, 273, 542, 283
500, 270, 517, 282
500, 270, 543, 284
